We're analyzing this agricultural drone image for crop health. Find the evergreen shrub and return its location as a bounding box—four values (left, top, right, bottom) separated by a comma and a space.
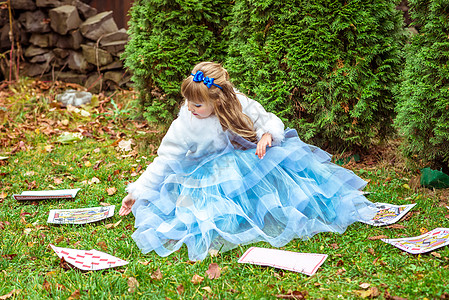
395, 0, 449, 172
226, 0, 405, 150
123, 0, 230, 124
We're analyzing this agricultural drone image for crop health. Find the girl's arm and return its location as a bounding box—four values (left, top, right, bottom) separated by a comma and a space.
237, 93, 284, 159
256, 132, 272, 159
127, 117, 190, 198
238, 93, 285, 145
119, 117, 191, 215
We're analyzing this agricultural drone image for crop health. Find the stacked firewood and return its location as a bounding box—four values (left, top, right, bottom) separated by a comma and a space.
0, 0, 130, 92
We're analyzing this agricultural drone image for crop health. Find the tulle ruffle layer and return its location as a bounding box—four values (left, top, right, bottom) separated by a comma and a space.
131, 129, 375, 261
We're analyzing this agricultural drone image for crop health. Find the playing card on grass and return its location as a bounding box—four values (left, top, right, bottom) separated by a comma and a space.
13, 188, 80, 201
50, 244, 128, 271
361, 202, 416, 226
381, 228, 449, 254
47, 206, 115, 224
238, 247, 327, 276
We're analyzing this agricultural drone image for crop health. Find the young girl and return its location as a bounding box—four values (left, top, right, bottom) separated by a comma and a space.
119, 61, 375, 261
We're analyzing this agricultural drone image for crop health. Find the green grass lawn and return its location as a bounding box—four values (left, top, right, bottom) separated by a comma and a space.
1, 80, 448, 299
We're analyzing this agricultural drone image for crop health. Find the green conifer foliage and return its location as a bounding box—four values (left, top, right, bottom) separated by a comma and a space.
122, 0, 229, 123
226, 0, 405, 150
395, 0, 449, 171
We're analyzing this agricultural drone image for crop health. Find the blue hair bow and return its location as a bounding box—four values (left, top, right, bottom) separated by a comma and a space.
191, 71, 223, 90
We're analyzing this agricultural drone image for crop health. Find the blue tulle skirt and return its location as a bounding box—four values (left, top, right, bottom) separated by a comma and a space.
131, 129, 376, 260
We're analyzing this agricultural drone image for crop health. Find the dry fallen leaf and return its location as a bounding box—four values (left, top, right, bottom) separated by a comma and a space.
1, 254, 17, 260
106, 187, 117, 196
43, 280, 51, 292
127, 277, 139, 293
385, 224, 406, 229
53, 177, 63, 185
275, 290, 308, 299
150, 268, 163, 281
330, 243, 339, 249
335, 268, 346, 275
0, 191, 7, 199
383, 289, 407, 300
68, 289, 81, 300
105, 219, 122, 229
208, 249, 219, 257
88, 177, 100, 184
44, 145, 54, 153
202, 286, 213, 294
99, 202, 111, 206
93, 160, 104, 169
118, 139, 133, 152
359, 283, 371, 289
431, 252, 442, 258
97, 241, 107, 251
354, 287, 380, 298
367, 248, 376, 256
205, 263, 221, 279
84, 161, 92, 167
176, 284, 184, 295
55, 236, 65, 244
0, 289, 20, 300
191, 274, 204, 285
59, 257, 73, 271
420, 227, 429, 234
367, 235, 388, 241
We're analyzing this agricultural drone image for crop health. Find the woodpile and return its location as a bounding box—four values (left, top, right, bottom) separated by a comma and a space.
0, 0, 131, 92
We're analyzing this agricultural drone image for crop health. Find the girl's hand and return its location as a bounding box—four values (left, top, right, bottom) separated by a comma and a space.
256, 133, 272, 159
119, 194, 136, 216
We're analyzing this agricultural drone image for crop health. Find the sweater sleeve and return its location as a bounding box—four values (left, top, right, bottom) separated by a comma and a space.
126, 117, 190, 200
238, 93, 285, 145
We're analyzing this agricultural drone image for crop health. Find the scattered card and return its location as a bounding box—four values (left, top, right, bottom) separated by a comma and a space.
13, 188, 80, 201
382, 228, 449, 254
47, 206, 115, 225
361, 202, 416, 226
238, 247, 327, 276
50, 244, 128, 271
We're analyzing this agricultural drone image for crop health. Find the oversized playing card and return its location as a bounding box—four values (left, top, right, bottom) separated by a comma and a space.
50, 244, 128, 271
361, 202, 416, 226
13, 188, 80, 201
382, 228, 449, 254
47, 206, 115, 224
238, 247, 327, 276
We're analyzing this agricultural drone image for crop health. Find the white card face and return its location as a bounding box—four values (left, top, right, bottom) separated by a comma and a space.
382, 228, 449, 254
361, 202, 416, 226
50, 244, 128, 271
21, 188, 80, 197
14, 188, 81, 200
47, 206, 115, 224
238, 247, 328, 276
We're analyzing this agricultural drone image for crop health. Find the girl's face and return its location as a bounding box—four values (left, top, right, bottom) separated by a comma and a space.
187, 100, 214, 119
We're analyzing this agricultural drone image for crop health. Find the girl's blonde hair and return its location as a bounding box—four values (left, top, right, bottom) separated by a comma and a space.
181, 61, 258, 143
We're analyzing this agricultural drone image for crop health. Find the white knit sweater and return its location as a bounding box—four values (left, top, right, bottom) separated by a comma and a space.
127, 92, 285, 199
